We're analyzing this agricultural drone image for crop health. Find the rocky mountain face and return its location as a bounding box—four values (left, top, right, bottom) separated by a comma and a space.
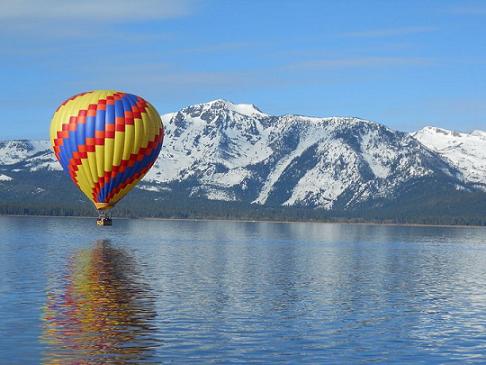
0, 99, 483, 213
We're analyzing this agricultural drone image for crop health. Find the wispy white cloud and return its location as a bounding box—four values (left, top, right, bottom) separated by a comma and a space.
446, 4, 486, 15
64, 61, 304, 98
284, 56, 433, 70
0, 0, 196, 21
340, 26, 437, 38
174, 41, 259, 54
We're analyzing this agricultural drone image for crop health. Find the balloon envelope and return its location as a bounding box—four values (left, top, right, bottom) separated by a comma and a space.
50, 90, 164, 210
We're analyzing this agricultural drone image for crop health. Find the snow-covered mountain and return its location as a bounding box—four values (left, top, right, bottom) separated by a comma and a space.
0, 99, 483, 212
412, 127, 486, 189
0, 140, 60, 172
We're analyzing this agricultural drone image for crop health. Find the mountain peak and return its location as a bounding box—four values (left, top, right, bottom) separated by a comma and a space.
415, 126, 486, 139
418, 126, 453, 134
199, 99, 268, 117
471, 130, 486, 138
414, 126, 465, 139
413, 125, 486, 186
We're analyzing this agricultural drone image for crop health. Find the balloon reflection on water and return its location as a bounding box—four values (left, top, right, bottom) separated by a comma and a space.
41, 240, 159, 364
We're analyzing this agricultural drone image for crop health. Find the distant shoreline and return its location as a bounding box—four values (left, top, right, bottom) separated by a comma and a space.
141, 216, 486, 229
1, 213, 485, 229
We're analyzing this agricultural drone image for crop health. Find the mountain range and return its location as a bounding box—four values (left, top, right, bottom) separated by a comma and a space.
0, 99, 485, 224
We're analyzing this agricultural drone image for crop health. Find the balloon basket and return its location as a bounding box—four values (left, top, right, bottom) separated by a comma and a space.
96, 210, 112, 226
96, 217, 112, 226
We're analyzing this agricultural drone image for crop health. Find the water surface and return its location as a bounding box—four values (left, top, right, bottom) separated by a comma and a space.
1, 216, 486, 364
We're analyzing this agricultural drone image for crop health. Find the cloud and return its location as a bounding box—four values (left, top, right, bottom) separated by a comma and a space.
119, 70, 253, 89
0, 1, 187, 41
174, 42, 259, 54
340, 26, 437, 38
63, 61, 256, 92
284, 56, 433, 71
447, 4, 486, 15
0, 0, 195, 21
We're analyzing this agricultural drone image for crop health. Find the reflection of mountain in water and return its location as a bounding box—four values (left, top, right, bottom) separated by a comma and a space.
41, 240, 159, 364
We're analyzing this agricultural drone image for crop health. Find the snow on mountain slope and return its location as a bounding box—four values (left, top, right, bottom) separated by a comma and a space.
413, 127, 486, 188
146, 99, 273, 188
0, 140, 49, 164
144, 100, 466, 209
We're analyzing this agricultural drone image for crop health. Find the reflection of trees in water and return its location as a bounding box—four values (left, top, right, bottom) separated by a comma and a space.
42, 240, 159, 365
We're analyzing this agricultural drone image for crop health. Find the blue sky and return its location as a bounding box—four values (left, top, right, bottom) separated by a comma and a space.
1, 0, 485, 139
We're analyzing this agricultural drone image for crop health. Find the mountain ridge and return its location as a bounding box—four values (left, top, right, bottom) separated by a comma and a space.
0, 99, 484, 222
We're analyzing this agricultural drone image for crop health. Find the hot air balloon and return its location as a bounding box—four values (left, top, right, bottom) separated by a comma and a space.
50, 90, 164, 225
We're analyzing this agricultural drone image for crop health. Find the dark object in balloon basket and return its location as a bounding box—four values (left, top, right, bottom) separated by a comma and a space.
97, 210, 112, 226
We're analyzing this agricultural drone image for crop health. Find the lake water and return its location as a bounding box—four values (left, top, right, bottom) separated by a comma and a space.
1, 216, 486, 364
